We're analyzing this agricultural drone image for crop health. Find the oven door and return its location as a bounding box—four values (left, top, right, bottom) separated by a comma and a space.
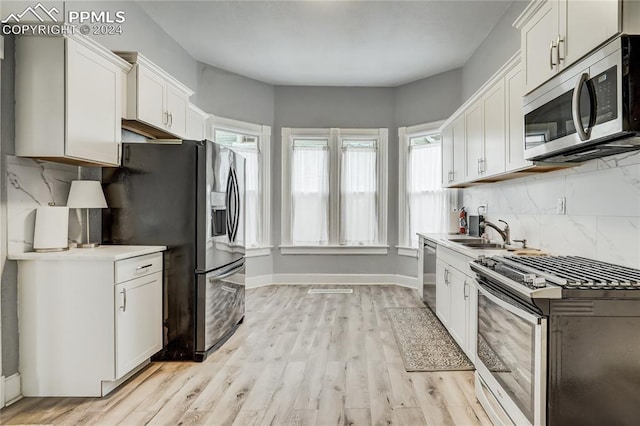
475, 279, 548, 426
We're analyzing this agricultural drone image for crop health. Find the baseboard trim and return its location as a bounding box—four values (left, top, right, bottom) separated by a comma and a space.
4, 373, 22, 406
246, 273, 420, 291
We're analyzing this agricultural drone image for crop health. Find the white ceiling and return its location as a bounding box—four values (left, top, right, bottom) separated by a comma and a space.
138, 0, 514, 87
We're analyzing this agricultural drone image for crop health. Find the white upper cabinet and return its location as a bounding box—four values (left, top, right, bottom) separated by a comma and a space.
505, 64, 532, 171
514, 0, 639, 94
186, 104, 210, 140
441, 115, 466, 187
518, 0, 561, 93
117, 52, 194, 139
482, 80, 506, 177
439, 53, 570, 188
15, 35, 131, 167
464, 101, 484, 181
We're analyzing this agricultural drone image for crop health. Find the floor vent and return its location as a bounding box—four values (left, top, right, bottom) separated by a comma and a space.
308, 288, 353, 294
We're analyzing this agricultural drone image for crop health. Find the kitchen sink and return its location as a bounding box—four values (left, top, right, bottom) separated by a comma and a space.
461, 242, 505, 249
447, 238, 485, 244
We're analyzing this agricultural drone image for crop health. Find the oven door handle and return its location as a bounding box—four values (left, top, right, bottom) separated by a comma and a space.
477, 281, 544, 325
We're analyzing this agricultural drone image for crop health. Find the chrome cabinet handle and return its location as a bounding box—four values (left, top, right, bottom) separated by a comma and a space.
136, 263, 153, 271
169, 112, 173, 127
549, 40, 557, 70
572, 72, 593, 141
444, 268, 450, 285
556, 35, 564, 65
163, 111, 168, 125
447, 170, 454, 183
464, 281, 469, 300
221, 285, 237, 294
120, 288, 127, 312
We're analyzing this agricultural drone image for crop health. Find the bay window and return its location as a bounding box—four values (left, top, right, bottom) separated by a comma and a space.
281, 128, 388, 254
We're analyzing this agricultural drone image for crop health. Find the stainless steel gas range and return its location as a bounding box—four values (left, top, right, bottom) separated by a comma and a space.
470, 255, 640, 426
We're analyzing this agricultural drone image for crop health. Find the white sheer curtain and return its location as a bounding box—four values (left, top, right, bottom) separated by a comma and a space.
408, 143, 447, 247
233, 147, 260, 248
291, 145, 329, 245
340, 145, 378, 245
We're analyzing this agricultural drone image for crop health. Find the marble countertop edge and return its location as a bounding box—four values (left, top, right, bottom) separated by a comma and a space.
8, 245, 167, 261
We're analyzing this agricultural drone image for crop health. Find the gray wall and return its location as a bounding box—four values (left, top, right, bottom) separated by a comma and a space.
197, 63, 275, 126
395, 68, 463, 127
1, 35, 18, 377
461, 0, 527, 100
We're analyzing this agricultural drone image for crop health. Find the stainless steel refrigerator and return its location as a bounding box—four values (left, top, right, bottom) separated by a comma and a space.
102, 140, 245, 361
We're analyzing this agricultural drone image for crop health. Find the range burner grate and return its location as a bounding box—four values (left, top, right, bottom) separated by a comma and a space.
503, 256, 640, 290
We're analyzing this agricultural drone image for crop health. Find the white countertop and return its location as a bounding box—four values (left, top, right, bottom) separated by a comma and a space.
9, 245, 166, 261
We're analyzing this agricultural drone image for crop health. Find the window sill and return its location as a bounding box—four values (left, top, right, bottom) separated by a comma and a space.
279, 245, 389, 255
396, 246, 418, 258
245, 246, 272, 258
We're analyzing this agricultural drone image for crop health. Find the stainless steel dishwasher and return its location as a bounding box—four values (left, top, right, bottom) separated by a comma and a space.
422, 239, 437, 310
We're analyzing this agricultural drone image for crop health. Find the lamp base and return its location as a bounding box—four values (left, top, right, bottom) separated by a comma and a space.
77, 242, 101, 248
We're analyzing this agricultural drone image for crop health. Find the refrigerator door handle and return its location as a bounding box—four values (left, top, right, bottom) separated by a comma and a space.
225, 169, 234, 240
230, 167, 240, 243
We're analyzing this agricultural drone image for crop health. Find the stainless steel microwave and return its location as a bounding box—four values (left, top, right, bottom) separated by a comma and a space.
523, 35, 640, 163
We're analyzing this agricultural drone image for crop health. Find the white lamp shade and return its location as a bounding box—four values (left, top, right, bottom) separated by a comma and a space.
66, 180, 108, 208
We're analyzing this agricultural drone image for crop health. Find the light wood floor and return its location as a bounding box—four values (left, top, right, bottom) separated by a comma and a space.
0, 285, 491, 425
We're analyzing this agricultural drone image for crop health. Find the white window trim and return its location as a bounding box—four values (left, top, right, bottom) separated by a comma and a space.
281, 127, 388, 255
209, 115, 272, 253
398, 120, 445, 249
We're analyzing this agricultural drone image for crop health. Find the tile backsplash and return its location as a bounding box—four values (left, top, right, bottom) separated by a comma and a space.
463, 151, 640, 268
6, 156, 84, 254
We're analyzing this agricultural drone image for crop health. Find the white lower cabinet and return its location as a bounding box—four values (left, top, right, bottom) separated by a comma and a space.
115, 274, 162, 379
435, 246, 477, 363
14, 248, 164, 397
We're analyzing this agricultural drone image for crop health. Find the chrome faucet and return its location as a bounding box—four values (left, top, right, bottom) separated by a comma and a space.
480, 219, 510, 245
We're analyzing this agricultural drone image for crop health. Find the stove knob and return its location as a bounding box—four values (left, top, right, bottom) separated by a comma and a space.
532, 277, 546, 288
478, 255, 486, 265
523, 274, 536, 284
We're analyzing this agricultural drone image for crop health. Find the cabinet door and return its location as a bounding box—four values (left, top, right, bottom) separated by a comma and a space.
521, 0, 560, 93
464, 101, 483, 181
137, 65, 167, 130
115, 272, 162, 379
505, 64, 532, 171
441, 124, 454, 187
448, 268, 467, 348
482, 80, 506, 177
166, 84, 189, 138
65, 38, 120, 165
451, 115, 466, 185
562, 0, 619, 69
435, 259, 451, 327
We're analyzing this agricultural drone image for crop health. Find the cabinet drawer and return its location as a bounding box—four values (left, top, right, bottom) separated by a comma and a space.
438, 246, 474, 277
115, 252, 162, 283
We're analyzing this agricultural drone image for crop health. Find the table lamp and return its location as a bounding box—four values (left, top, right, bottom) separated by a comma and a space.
66, 180, 108, 248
